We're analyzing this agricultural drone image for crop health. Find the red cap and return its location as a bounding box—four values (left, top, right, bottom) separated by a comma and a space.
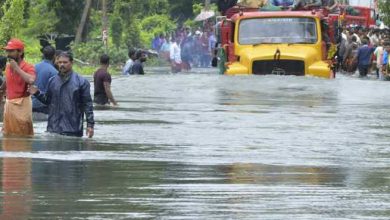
3, 38, 24, 50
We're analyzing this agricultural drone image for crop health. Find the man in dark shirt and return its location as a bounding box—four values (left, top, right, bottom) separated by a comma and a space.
93, 54, 117, 106
130, 51, 146, 75
28, 52, 94, 138
357, 39, 375, 77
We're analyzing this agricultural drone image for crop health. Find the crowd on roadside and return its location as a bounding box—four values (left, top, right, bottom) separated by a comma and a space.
121, 23, 217, 75
147, 24, 217, 73
338, 26, 390, 79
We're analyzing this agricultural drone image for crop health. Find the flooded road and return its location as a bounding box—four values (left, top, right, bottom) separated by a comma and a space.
1, 69, 390, 219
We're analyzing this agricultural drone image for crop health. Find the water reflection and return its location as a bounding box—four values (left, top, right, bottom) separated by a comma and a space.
221, 163, 346, 186
0, 138, 32, 220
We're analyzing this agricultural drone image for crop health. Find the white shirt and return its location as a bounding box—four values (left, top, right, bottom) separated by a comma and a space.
170, 42, 182, 63
352, 33, 361, 45
122, 59, 134, 75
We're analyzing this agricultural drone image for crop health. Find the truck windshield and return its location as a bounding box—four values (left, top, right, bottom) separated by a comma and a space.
239, 17, 318, 44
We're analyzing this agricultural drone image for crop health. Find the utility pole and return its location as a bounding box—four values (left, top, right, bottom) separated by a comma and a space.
102, 0, 108, 53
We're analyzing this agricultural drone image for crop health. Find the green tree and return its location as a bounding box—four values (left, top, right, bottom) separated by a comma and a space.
47, 0, 85, 35
111, 16, 123, 48
23, 0, 58, 37
169, 0, 203, 22
379, 0, 390, 25
140, 14, 177, 46
110, 0, 171, 48
0, 0, 25, 45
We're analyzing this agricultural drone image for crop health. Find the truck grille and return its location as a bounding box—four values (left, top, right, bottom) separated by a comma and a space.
252, 60, 305, 76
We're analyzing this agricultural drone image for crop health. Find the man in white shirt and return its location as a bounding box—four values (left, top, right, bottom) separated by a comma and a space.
170, 37, 182, 73
122, 49, 136, 75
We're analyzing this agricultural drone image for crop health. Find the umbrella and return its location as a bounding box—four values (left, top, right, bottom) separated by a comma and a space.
195, 10, 215, 21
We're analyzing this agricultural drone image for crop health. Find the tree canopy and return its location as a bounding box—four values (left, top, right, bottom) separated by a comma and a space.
0, 0, 212, 48
379, 0, 390, 25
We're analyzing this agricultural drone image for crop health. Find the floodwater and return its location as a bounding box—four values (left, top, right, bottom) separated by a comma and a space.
1, 68, 390, 219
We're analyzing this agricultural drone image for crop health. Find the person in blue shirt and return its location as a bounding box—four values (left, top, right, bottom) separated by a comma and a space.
122, 49, 136, 75
383, 44, 389, 78
356, 39, 375, 77
33, 46, 58, 114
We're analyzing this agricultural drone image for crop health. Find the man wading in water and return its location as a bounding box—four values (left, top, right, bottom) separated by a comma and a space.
0, 39, 36, 137
93, 54, 118, 106
28, 52, 95, 138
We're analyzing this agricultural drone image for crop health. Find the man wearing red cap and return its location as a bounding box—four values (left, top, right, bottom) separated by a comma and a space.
0, 38, 36, 136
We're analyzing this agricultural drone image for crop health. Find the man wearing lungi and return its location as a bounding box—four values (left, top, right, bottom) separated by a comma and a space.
1, 39, 36, 136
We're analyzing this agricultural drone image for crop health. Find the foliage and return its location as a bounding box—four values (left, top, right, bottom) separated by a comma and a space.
123, 19, 142, 48
88, 9, 104, 40
47, 0, 85, 35
23, 0, 58, 37
23, 37, 45, 65
71, 40, 127, 65
379, 0, 390, 26
0, 0, 25, 45
111, 16, 123, 48
110, 0, 173, 49
168, 0, 203, 22
140, 14, 177, 46
0, 0, 211, 69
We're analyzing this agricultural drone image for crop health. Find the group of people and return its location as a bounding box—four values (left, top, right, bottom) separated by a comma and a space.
217, 0, 343, 15
121, 49, 147, 75
338, 27, 390, 79
150, 25, 217, 73
0, 38, 119, 138
145, 0, 350, 74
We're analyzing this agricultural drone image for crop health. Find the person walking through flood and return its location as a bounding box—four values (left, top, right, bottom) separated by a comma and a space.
0, 39, 36, 137
28, 52, 94, 138
357, 38, 375, 77
170, 37, 182, 73
343, 35, 359, 74
122, 49, 136, 75
33, 45, 58, 114
374, 40, 384, 79
93, 54, 117, 106
383, 42, 390, 79
130, 50, 147, 75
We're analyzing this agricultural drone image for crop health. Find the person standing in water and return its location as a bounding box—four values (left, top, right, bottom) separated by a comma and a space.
29, 52, 94, 138
1, 39, 36, 136
93, 54, 117, 106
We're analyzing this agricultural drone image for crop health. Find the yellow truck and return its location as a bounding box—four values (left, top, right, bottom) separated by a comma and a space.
217, 8, 335, 78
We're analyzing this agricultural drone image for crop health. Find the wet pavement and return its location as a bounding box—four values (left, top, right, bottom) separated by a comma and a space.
1, 69, 390, 219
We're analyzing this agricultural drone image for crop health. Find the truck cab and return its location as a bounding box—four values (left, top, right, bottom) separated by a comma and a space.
217, 9, 334, 78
